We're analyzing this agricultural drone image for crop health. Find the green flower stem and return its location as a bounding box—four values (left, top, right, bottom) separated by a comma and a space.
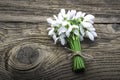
68, 34, 85, 72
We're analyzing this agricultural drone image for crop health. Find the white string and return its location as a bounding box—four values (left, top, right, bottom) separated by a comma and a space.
65, 47, 93, 59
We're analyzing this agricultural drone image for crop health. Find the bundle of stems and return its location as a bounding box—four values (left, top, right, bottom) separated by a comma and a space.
68, 34, 85, 72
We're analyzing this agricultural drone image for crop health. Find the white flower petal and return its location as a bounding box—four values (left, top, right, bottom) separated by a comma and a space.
66, 10, 77, 20
55, 20, 62, 26
61, 33, 66, 38
47, 18, 60, 27
66, 10, 71, 19
71, 10, 76, 16
87, 27, 95, 31
85, 14, 95, 20
75, 11, 82, 19
81, 12, 86, 17
47, 27, 52, 30
66, 25, 79, 37
80, 35, 84, 41
60, 38, 66, 45
66, 30, 71, 37
62, 21, 69, 26
70, 10, 76, 19
84, 14, 95, 23
91, 31, 97, 37
86, 31, 94, 41
58, 13, 63, 21
74, 30, 80, 36
53, 34, 59, 44
72, 25, 79, 28
58, 27, 67, 35
60, 34, 66, 45
81, 22, 93, 28
47, 18, 54, 24
53, 15, 58, 20
61, 9, 66, 16
66, 26, 73, 37
79, 25, 85, 36
48, 28, 54, 35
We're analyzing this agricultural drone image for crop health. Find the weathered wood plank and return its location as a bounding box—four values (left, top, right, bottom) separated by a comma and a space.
0, 22, 120, 80
0, 66, 13, 80
0, 23, 120, 51
0, 0, 120, 80
0, 0, 119, 23
0, 14, 119, 23
0, 14, 120, 24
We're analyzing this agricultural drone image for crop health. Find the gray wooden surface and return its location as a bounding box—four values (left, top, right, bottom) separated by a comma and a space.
0, 0, 120, 80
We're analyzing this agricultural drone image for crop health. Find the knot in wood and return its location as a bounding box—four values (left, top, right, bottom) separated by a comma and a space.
7, 42, 44, 71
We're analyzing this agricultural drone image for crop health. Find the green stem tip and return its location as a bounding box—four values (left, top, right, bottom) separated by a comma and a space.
73, 55, 85, 72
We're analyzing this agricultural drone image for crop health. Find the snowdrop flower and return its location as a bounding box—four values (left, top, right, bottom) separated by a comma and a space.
47, 8, 97, 45
74, 29, 80, 36
60, 9, 66, 17
87, 27, 95, 31
53, 15, 58, 20
85, 31, 94, 41
80, 35, 84, 41
79, 25, 85, 36
48, 27, 54, 36
70, 10, 76, 19
75, 11, 82, 19
47, 18, 55, 25
66, 10, 76, 20
52, 34, 59, 44
84, 14, 95, 23
66, 10, 71, 20
80, 13, 97, 40
61, 21, 69, 26
91, 31, 97, 37
66, 25, 79, 37
58, 26, 67, 35
81, 12, 86, 17
58, 13, 63, 21
59, 34, 66, 45
81, 22, 93, 28
47, 18, 59, 27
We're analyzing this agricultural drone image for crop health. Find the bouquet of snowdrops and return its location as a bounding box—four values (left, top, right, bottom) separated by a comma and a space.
47, 9, 97, 72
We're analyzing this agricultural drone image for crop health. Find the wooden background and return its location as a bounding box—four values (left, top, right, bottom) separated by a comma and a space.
0, 0, 120, 80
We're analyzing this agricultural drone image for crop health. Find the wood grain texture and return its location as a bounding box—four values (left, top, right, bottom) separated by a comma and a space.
0, 0, 119, 23
0, 0, 120, 80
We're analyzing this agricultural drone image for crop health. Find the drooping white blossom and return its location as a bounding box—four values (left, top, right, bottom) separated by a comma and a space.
79, 25, 85, 36
58, 26, 67, 35
59, 34, 66, 45
84, 14, 95, 23
60, 9, 66, 17
75, 11, 82, 19
66, 25, 79, 37
52, 34, 59, 44
86, 31, 94, 41
47, 9, 97, 45
48, 27, 54, 36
